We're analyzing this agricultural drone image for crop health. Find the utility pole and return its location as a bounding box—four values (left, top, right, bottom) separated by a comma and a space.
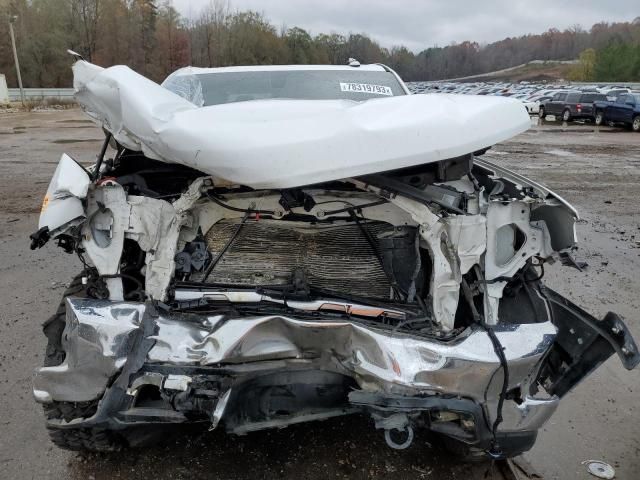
8, 15, 25, 107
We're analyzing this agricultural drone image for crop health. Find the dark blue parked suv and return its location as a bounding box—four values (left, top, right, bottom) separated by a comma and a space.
594, 93, 640, 131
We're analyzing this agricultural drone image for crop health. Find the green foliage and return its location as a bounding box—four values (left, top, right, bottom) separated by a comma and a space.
593, 42, 640, 81
568, 48, 596, 81
314, 33, 346, 64
223, 11, 287, 65
285, 27, 314, 63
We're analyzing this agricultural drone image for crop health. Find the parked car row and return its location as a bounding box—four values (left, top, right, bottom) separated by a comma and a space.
407, 81, 640, 130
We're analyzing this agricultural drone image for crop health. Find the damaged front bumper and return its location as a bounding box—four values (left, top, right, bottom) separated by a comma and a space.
34, 291, 639, 457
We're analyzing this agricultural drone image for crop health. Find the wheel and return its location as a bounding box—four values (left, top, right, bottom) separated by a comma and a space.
562, 109, 572, 122
538, 106, 545, 119
42, 273, 125, 452
594, 111, 604, 126
633, 116, 640, 132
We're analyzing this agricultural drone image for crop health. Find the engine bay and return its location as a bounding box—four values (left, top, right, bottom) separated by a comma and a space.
35, 143, 581, 336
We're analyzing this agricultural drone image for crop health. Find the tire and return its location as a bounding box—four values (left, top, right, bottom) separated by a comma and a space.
562, 109, 572, 122
42, 274, 85, 367
633, 116, 640, 132
538, 106, 545, 119
594, 111, 604, 126
46, 420, 124, 452
42, 273, 125, 452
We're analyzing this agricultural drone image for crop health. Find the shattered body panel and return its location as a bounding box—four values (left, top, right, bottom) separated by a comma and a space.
38, 299, 556, 401
31, 59, 639, 458
36, 297, 560, 453
72, 60, 530, 189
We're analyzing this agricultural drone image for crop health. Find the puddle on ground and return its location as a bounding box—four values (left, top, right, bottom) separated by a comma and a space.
544, 149, 576, 157
56, 119, 94, 124
51, 139, 102, 144
3, 160, 59, 164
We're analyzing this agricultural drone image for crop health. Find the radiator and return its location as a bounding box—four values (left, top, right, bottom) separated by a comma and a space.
204, 219, 394, 298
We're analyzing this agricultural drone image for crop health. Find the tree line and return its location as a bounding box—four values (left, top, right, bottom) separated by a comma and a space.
1, 0, 639, 88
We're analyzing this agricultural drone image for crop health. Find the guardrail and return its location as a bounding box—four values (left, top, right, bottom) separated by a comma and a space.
8, 88, 74, 101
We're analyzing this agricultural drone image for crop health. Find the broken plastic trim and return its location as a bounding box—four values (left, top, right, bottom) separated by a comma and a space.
360, 173, 467, 214
173, 289, 407, 320
349, 390, 491, 446
537, 287, 640, 397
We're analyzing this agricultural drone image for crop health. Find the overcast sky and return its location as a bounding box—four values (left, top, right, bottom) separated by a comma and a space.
173, 0, 638, 52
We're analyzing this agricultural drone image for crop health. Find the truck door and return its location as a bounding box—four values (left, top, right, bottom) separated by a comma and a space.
610, 94, 628, 122
580, 93, 604, 118
548, 92, 566, 115
621, 95, 637, 124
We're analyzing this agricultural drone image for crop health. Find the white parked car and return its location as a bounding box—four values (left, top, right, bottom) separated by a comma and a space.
522, 101, 540, 114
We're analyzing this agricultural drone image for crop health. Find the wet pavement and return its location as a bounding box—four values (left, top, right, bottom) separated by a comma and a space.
1, 109, 639, 479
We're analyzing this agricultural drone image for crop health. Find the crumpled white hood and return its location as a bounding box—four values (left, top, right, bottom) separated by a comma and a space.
73, 60, 530, 188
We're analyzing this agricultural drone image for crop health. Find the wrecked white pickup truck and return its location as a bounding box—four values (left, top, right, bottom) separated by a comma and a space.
31, 58, 639, 460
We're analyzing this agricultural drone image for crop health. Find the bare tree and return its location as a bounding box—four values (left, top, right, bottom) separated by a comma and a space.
69, 0, 101, 61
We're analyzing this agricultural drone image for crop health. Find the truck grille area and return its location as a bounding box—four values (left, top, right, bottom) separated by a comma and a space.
204, 219, 394, 298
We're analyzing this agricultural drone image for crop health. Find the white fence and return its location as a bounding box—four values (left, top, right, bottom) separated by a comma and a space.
0, 75, 8, 103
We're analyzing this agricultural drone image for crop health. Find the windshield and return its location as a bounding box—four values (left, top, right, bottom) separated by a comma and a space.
163, 69, 406, 106
580, 93, 606, 102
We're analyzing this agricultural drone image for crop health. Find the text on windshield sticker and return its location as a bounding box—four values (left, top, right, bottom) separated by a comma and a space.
340, 82, 393, 96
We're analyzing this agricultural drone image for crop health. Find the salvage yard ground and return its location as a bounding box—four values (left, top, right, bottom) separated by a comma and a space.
0, 109, 639, 480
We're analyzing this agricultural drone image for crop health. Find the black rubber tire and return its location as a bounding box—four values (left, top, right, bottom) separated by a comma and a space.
47, 424, 124, 452
632, 115, 640, 132
562, 109, 572, 122
538, 106, 545, 119
594, 111, 604, 126
42, 273, 126, 452
42, 274, 85, 367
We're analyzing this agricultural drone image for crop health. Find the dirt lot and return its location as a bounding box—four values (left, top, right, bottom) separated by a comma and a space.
0, 109, 639, 480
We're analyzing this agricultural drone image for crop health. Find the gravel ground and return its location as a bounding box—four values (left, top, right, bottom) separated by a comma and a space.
0, 110, 638, 479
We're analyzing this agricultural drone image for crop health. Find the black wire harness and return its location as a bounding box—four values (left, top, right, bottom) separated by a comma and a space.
201, 212, 250, 283
460, 276, 509, 458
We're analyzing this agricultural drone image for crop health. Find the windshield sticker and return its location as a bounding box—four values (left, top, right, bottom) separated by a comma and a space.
340, 82, 393, 96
